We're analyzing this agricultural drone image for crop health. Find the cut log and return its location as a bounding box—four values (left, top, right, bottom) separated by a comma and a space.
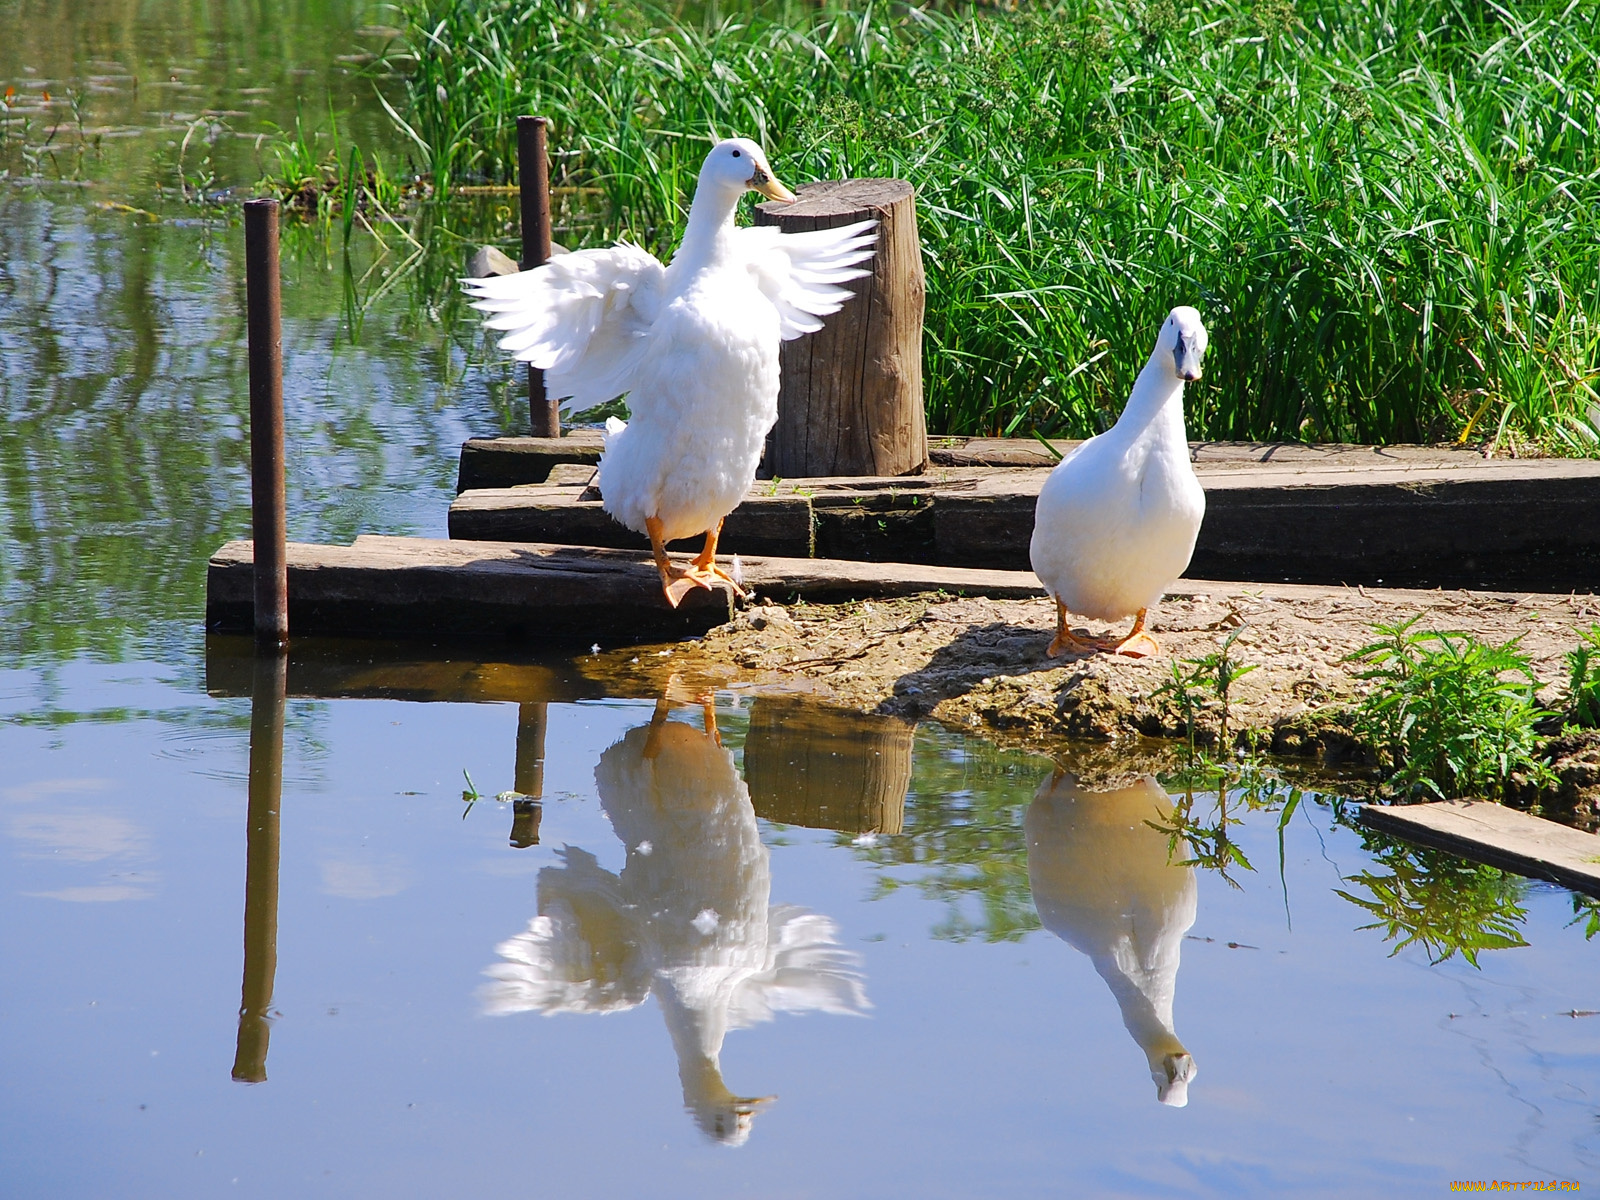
755, 179, 928, 478
1358, 800, 1600, 899
743, 697, 911, 834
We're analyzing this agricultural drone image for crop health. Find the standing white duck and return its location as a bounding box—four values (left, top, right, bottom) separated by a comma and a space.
465, 139, 876, 607
1029, 307, 1209, 657
1025, 770, 1199, 1106
481, 701, 869, 1144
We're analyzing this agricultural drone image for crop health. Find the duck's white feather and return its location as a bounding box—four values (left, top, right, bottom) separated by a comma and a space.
464, 139, 875, 550
465, 242, 666, 411
1030, 308, 1208, 622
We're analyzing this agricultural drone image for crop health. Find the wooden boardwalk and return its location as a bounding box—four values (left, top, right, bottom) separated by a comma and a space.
1359, 801, 1600, 899
451, 438, 1600, 591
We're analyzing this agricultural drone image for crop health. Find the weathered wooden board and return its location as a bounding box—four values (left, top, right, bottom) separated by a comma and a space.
1358, 800, 1600, 899
450, 486, 815, 557
458, 433, 1501, 489
743, 695, 912, 834
458, 433, 603, 490
205, 534, 1053, 645
452, 454, 1600, 590
206, 536, 736, 644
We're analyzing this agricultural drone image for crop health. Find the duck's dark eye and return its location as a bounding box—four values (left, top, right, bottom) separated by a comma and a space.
731, 149, 741, 158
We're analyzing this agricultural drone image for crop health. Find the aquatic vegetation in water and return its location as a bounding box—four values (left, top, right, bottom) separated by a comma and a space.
289, 0, 1600, 450
1348, 618, 1555, 802
1334, 834, 1530, 967
1565, 625, 1600, 730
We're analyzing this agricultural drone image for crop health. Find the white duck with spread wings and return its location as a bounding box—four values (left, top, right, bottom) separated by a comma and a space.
465, 138, 876, 607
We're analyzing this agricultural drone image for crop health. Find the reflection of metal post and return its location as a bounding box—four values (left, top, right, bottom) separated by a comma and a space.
510, 702, 546, 848
233, 652, 286, 1083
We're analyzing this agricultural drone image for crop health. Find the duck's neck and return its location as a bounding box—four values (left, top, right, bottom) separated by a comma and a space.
672, 179, 743, 273
1112, 359, 1188, 449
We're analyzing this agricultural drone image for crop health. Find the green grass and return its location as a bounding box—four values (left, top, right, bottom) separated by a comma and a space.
1348, 617, 1555, 802
309, 0, 1600, 447
1566, 625, 1600, 728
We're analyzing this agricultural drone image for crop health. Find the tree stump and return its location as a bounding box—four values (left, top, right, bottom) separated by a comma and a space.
742, 697, 911, 834
755, 178, 928, 478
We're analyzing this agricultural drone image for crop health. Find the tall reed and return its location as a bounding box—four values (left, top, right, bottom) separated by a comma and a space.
332, 0, 1600, 447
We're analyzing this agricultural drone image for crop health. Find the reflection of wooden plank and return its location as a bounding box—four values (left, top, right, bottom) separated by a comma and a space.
449, 487, 815, 557
1358, 801, 1600, 899
205, 635, 605, 702
743, 697, 911, 834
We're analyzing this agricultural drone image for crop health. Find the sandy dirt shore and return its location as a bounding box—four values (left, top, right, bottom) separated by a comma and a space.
585, 580, 1600, 823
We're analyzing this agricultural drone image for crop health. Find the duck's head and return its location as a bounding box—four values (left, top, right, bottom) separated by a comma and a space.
699, 137, 796, 204
1158, 306, 1208, 382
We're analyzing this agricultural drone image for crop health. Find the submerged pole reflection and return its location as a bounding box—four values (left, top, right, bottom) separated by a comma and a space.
232, 651, 286, 1083
510, 702, 546, 848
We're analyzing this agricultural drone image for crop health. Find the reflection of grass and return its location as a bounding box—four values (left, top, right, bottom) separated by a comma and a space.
1335, 830, 1529, 967
849, 727, 1044, 943
290, 0, 1600, 450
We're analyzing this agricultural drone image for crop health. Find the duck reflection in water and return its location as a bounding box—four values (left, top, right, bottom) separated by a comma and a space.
1025, 770, 1198, 1106
482, 700, 869, 1144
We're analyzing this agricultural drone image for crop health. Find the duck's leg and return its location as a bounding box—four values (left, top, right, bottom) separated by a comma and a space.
642, 696, 673, 759
1108, 608, 1161, 658
687, 519, 748, 598
1046, 597, 1099, 657
646, 515, 706, 609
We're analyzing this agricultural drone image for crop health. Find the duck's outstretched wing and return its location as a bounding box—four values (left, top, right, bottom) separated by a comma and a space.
736, 220, 877, 340
725, 905, 870, 1029
479, 847, 650, 1016
463, 243, 667, 409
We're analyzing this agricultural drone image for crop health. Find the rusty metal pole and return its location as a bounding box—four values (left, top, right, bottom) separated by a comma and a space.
244, 199, 288, 646
517, 115, 560, 439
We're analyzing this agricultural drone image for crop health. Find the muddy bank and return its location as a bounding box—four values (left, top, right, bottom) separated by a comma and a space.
584, 581, 1600, 824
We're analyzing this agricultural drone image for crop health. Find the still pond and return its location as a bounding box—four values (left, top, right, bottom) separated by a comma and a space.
1, 1, 1595, 1195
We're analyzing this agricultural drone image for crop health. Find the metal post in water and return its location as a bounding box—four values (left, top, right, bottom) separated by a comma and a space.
517, 115, 560, 439
232, 651, 286, 1083
244, 198, 288, 646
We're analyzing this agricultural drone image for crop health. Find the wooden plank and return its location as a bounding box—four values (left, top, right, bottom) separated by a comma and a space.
457, 433, 603, 491
206, 537, 735, 644
205, 535, 1050, 644
1358, 801, 1600, 899
459, 434, 1508, 489
449, 488, 815, 557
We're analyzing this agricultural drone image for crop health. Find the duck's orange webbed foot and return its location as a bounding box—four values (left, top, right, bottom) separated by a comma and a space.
1045, 598, 1098, 658
647, 515, 717, 608
690, 519, 747, 599
1106, 609, 1160, 658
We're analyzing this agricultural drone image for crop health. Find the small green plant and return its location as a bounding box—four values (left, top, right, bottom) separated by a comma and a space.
1569, 894, 1600, 941
1348, 617, 1554, 802
1155, 626, 1258, 751
460, 768, 481, 818
1565, 625, 1600, 728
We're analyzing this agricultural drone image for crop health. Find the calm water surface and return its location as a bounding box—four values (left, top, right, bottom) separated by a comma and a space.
1, 3, 1597, 1196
